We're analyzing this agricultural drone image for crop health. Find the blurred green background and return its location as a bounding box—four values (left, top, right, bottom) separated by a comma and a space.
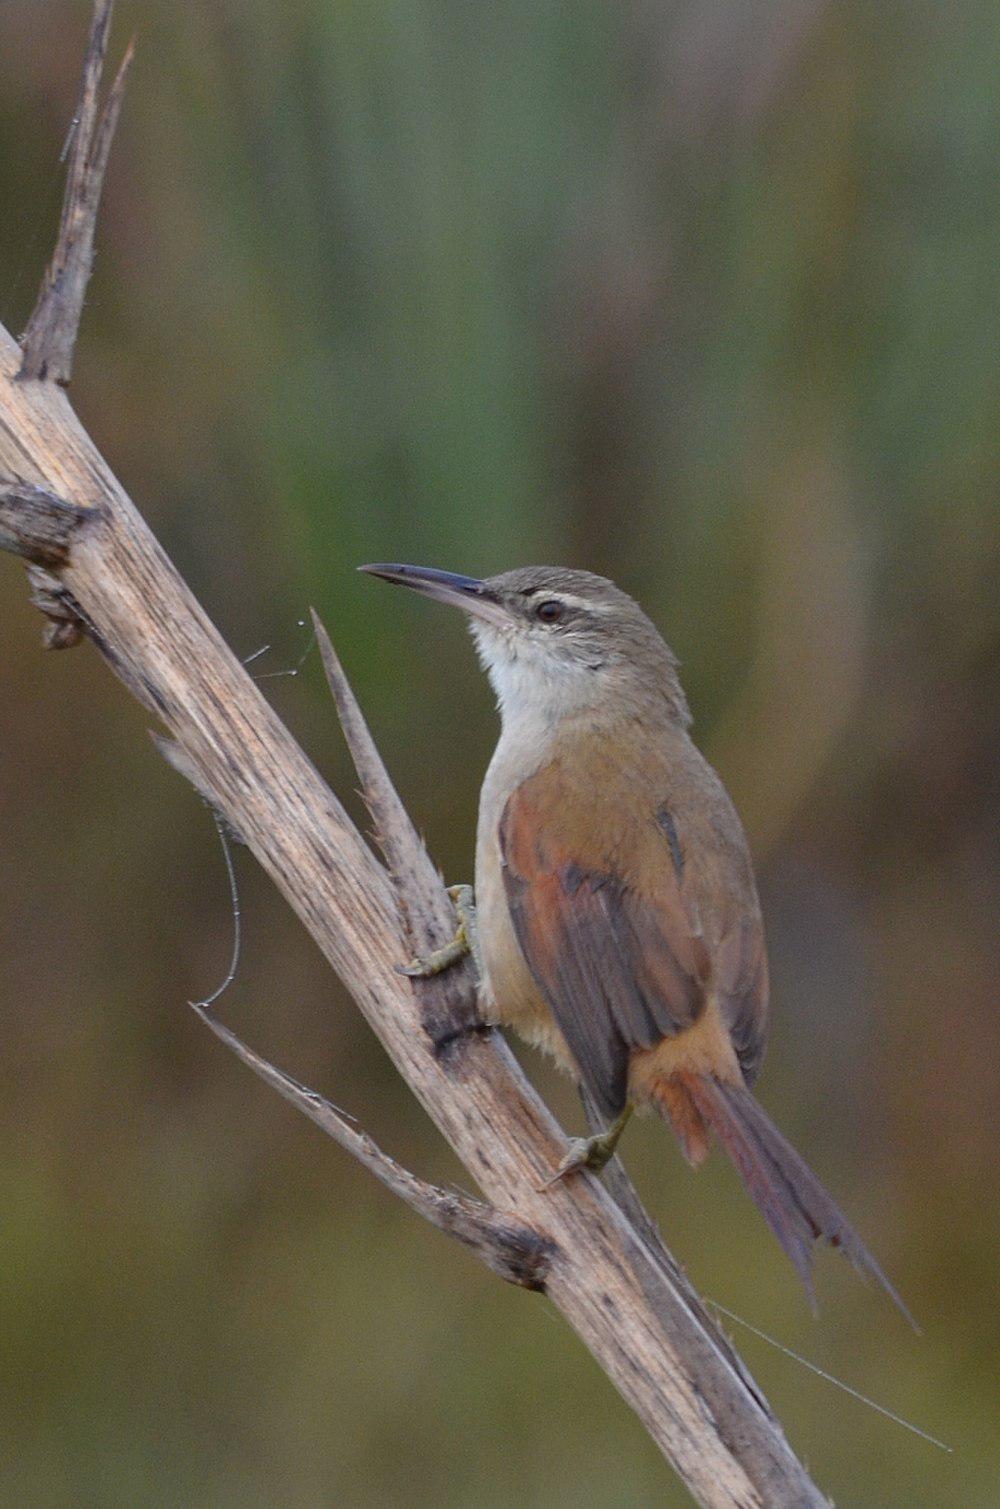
1, 1, 997, 1504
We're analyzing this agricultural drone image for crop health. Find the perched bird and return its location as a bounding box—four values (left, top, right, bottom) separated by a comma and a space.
360, 562, 910, 1316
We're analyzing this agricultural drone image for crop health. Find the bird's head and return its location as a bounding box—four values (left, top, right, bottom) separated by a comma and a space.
359, 562, 690, 729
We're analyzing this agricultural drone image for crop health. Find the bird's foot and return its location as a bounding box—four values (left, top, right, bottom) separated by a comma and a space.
397, 884, 481, 979
540, 1105, 634, 1189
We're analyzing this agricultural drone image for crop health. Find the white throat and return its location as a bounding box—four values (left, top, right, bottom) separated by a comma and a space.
470, 621, 604, 742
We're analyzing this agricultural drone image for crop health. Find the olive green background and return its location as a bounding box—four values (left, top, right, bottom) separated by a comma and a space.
1, 2, 997, 1505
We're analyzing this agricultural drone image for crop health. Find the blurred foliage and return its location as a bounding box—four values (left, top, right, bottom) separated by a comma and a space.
1, 1, 997, 1504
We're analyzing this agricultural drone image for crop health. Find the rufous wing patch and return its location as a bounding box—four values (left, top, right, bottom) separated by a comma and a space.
499, 770, 710, 1120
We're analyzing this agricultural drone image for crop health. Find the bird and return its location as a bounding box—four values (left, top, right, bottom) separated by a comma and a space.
359, 561, 911, 1318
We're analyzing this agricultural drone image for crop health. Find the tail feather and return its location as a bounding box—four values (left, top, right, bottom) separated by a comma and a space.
670, 1071, 915, 1326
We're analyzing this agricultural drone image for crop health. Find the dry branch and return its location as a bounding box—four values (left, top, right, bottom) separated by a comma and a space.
310, 609, 482, 1052
19, 0, 133, 383
0, 7, 833, 1505
192, 1002, 553, 1290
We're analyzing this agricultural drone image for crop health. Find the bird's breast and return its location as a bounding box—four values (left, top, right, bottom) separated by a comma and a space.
475, 740, 576, 1072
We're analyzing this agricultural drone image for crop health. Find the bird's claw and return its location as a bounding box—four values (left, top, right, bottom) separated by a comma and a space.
538, 1136, 607, 1190
538, 1106, 634, 1190
395, 884, 480, 979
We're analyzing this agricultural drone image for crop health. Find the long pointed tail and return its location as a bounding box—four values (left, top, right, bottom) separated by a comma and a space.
660, 1071, 915, 1326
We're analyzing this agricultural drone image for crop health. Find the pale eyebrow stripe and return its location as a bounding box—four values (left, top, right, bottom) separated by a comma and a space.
526, 591, 610, 614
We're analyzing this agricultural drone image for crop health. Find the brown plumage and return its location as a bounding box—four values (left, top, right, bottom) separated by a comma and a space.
360, 561, 911, 1319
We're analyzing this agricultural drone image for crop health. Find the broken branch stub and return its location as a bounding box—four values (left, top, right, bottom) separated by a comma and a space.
19, 2, 134, 385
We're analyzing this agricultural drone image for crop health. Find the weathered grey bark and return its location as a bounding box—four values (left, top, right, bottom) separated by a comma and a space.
0, 5, 832, 1504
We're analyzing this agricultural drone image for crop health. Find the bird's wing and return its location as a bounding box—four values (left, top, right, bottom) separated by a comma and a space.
499, 768, 713, 1120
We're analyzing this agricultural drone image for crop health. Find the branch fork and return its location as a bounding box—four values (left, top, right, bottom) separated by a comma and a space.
192, 1001, 553, 1291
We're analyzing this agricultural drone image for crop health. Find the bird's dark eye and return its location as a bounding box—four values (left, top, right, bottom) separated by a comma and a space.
535, 599, 564, 624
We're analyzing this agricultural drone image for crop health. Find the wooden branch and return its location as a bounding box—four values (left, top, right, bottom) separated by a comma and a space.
192, 1002, 553, 1290
19, 1, 133, 384
0, 15, 833, 1502
311, 609, 481, 1052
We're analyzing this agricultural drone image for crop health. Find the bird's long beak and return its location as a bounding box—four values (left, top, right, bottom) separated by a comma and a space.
358, 563, 509, 627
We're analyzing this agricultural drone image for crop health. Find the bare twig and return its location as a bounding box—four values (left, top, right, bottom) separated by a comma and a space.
312, 610, 481, 1051
192, 1002, 553, 1289
311, 609, 440, 905
19, 2, 134, 383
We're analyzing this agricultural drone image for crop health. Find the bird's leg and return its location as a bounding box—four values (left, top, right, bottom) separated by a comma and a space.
542, 1104, 635, 1188
397, 884, 481, 979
